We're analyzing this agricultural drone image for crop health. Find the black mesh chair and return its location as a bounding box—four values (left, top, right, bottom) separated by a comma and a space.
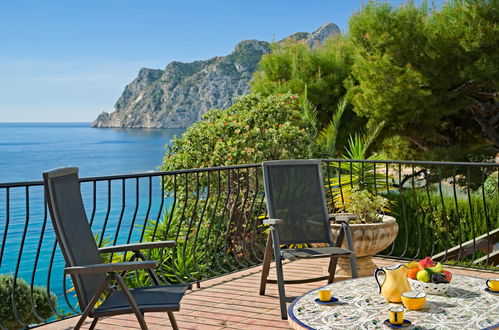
43, 168, 189, 330
259, 160, 358, 319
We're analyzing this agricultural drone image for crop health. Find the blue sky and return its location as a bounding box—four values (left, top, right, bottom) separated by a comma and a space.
0, 0, 408, 122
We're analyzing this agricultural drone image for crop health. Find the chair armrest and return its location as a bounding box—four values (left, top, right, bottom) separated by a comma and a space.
329, 213, 357, 223
263, 218, 283, 225
98, 241, 176, 254
64, 261, 158, 275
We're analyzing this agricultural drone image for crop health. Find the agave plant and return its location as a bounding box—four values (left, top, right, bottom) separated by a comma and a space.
317, 97, 348, 157
326, 121, 393, 211
151, 243, 202, 284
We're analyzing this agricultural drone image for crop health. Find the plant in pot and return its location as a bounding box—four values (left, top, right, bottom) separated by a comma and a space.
330, 187, 398, 277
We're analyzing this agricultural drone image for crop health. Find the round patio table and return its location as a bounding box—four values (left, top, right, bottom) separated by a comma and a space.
288, 274, 499, 330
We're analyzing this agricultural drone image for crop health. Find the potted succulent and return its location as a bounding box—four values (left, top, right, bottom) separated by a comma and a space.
330, 188, 398, 277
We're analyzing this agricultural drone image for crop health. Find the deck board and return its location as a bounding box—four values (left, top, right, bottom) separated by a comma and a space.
38, 257, 497, 329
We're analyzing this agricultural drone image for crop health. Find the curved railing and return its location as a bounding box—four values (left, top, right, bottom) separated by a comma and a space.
321, 159, 498, 267
0, 159, 497, 328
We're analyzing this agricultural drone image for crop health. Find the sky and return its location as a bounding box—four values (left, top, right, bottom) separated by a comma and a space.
0, 0, 410, 122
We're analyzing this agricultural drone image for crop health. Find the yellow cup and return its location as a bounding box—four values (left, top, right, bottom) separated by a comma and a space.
318, 288, 331, 302
486, 279, 499, 291
389, 306, 404, 325
401, 291, 426, 310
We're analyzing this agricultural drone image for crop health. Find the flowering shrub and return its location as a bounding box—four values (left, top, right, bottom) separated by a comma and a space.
162, 93, 316, 170
156, 93, 317, 279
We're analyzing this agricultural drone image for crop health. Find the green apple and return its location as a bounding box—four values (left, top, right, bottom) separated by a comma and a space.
417, 269, 430, 283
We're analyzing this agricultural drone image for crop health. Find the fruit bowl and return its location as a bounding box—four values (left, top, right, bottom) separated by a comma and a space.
408, 278, 451, 295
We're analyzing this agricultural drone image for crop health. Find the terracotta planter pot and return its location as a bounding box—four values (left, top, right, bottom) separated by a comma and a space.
330, 215, 398, 277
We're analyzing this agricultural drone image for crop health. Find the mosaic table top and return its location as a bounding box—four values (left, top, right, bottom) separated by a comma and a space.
288, 275, 499, 330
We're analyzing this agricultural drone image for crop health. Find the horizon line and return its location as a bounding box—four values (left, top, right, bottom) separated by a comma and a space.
0, 121, 92, 123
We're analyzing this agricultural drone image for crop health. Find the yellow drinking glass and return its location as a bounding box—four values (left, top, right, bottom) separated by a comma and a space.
486, 279, 499, 291
389, 306, 404, 325
318, 288, 331, 302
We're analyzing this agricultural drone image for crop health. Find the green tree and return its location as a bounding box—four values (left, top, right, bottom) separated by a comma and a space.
162, 93, 316, 170
158, 94, 316, 281
347, 0, 498, 160
251, 36, 366, 150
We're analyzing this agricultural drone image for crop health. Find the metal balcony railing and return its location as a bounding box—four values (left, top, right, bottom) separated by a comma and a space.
0, 159, 497, 328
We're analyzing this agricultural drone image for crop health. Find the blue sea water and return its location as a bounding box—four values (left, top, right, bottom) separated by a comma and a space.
0, 123, 184, 318
0, 122, 184, 183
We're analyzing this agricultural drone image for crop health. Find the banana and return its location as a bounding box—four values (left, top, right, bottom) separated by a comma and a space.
427, 262, 444, 273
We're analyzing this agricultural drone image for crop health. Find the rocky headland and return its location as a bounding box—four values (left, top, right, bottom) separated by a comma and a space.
92, 23, 340, 128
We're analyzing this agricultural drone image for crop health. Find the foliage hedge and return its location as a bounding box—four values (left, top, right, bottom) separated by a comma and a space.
162, 93, 316, 170
385, 188, 498, 260
251, 35, 361, 132
0, 274, 57, 329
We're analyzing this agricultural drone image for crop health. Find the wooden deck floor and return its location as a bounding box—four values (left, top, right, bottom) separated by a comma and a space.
39, 258, 497, 329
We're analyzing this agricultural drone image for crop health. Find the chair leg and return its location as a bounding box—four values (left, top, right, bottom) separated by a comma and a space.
349, 252, 358, 278
342, 223, 358, 278
259, 233, 273, 295
113, 273, 148, 330
327, 256, 338, 284
274, 256, 287, 320
271, 236, 287, 320
167, 311, 179, 330
75, 276, 113, 329
74, 314, 88, 330
89, 317, 99, 330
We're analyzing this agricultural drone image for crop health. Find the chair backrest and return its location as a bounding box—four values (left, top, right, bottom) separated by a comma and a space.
262, 160, 334, 245
43, 167, 105, 310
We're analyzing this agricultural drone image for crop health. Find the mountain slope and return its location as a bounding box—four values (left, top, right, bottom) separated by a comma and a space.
92, 23, 340, 128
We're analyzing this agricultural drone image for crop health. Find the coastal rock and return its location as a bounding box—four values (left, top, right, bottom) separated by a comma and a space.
92, 23, 339, 128
280, 22, 341, 48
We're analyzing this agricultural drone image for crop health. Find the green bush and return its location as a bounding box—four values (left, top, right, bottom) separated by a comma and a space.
251, 36, 365, 151
476, 172, 498, 200
138, 208, 206, 284
0, 274, 57, 329
162, 93, 316, 170
343, 188, 389, 223
386, 188, 498, 260
159, 93, 319, 279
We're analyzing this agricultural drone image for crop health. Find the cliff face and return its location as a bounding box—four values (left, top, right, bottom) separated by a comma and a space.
92, 23, 340, 128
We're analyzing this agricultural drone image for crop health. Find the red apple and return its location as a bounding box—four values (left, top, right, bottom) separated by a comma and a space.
442, 270, 452, 282
419, 257, 436, 269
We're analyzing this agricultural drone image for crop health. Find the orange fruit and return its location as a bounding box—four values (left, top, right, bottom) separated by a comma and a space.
407, 261, 419, 269
408, 268, 419, 280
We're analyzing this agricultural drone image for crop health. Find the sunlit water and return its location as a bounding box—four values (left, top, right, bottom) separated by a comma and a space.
0, 123, 184, 317
0, 122, 184, 182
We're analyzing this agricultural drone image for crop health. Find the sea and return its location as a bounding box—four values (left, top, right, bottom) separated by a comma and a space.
0, 122, 184, 183
0, 122, 185, 317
